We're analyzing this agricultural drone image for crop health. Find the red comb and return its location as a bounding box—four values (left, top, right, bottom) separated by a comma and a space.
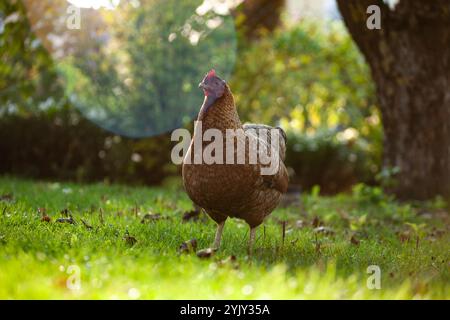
207, 69, 216, 78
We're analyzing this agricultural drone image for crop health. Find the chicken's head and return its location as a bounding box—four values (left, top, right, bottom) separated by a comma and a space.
199, 69, 226, 98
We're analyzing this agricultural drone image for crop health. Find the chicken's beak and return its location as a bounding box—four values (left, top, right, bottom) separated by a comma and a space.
198, 81, 205, 89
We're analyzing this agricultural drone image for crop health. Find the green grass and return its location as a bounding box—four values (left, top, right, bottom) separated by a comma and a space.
0, 176, 448, 299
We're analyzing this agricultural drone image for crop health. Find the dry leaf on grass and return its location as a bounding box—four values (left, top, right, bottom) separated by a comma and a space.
196, 248, 216, 259
178, 239, 198, 254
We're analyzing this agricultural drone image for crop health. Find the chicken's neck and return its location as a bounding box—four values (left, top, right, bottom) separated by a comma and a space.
197, 89, 242, 132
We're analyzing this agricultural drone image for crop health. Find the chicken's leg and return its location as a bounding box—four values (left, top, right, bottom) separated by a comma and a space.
213, 221, 226, 249
248, 227, 257, 256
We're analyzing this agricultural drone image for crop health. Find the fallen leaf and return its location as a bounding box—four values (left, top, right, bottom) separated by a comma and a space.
312, 216, 322, 228
427, 227, 446, 240
218, 255, 239, 269
141, 213, 168, 224
182, 208, 202, 222
123, 235, 137, 246
0, 193, 13, 202
56, 216, 75, 224
222, 255, 237, 263
350, 235, 360, 245
39, 208, 51, 222
313, 226, 335, 236
178, 239, 198, 254
294, 220, 305, 229
397, 230, 411, 243
196, 248, 216, 259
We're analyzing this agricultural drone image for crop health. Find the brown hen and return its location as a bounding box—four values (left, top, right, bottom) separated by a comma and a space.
182, 70, 288, 254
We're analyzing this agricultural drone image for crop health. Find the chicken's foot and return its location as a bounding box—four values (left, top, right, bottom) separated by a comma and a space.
248, 227, 257, 256
213, 220, 226, 249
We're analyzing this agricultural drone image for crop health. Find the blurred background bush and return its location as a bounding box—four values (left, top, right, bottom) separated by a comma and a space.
0, 0, 382, 193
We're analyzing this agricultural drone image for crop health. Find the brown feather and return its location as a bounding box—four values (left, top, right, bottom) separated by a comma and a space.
182, 84, 289, 228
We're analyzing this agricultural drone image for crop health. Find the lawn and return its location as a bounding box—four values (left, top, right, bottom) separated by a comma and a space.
0, 176, 448, 299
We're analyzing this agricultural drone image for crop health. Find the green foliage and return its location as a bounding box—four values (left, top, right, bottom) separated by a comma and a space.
0, 177, 448, 298
352, 183, 392, 206
232, 21, 378, 131
0, 0, 63, 114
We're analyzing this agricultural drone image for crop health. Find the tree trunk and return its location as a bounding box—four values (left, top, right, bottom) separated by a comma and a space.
337, 0, 450, 200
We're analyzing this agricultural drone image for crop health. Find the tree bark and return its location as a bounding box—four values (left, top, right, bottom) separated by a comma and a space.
337, 0, 450, 200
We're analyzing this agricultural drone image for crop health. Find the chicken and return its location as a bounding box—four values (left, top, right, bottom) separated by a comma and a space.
182, 69, 288, 254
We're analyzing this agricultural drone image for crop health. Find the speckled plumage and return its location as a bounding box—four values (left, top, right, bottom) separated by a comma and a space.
182, 80, 288, 231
